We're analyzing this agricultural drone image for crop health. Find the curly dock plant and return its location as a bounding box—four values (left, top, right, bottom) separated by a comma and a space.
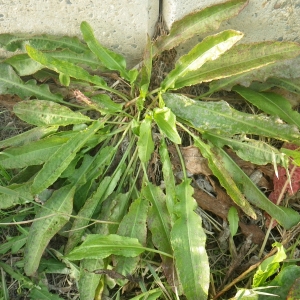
1, 0, 300, 299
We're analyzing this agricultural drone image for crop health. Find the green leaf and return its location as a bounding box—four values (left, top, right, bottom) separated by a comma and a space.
79, 259, 104, 300
80, 21, 131, 81
161, 30, 243, 91
0, 135, 70, 169
215, 147, 300, 229
24, 185, 75, 276
175, 42, 300, 90
0, 33, 87, 53
14, 100, 92, 126
139, 36, 152, 98
114, 198, 148, 283
153, 0, 248, 56
137, 116, 154, 163
266, 77, 300, 95
233, 86, 300, 128
163, 93, 300, 145
153, 107, 181, 144
228, 206, 239, 237
281, 148, 300, 166
142, 183, 172, 255
0, 183, 32, 209
206, 133, 288, 166
65, 176, 112, 253
0, 63, 63, 102
65, 234, 145, 260
31, 120, 103, 194
253, 242, 286, 287
91, 94, 123, 114
0, 126, 58, 149
26, 45, 107, 87
171, 180, 209, 300
30, 284, 64, 300
159, 138, 177, 222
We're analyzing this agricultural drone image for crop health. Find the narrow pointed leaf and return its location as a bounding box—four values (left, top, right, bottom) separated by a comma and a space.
139, 36, 152, 98
31, 120, 103, 194
80, 21, 131, 81
0, 63, 63, 102
161, 30, 243, 91
0, 33, 87, 53
171, 180, 209, 300
0, 126, 57, 149
153, 0, 248, 56
65, 176, 112, 253
26, 45, 107, 87
159, 138, 176, 222
228, 206, 239, 237
0, 135, 70, 169
137, 116, 154, 163
14, 100, 92, 126
233, 86, 300, 128
163, 93, 300, 145
194, 137, 256, 218
266, 77, 300, 95
65, 234, 145, 260
143, 183, 172, 255
215, 147, 300, 229
153, 107, 181, 144
24, 185, 75, 276
174, 42, 300, 89
115, 198, 149, 281
206, 133, 288, 166
91, 94, 123, 114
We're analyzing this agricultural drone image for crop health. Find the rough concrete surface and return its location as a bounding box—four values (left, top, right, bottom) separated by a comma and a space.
0, 0, 159, 66
163, 0, 300, 57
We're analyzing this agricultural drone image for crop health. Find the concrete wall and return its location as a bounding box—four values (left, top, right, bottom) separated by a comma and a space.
0, 0, 300, 67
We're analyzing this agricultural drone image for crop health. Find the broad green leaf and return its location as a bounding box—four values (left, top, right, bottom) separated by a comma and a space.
206, 133, 288, 166
31, 120, 103, 194
253, 242, 286, 287
153, 0, 248, 56
163, 93, 300, 145
233, 86, 300, 128
65, 234, 145, 260
79, 259, 104, 300
0, 63, 63, 102
215, 147, 300, 229
0, 183, 32, 209
0, 126, 58, 149
174, 42, 300, 90
153, 107, 181, 144
228, 206, 239, 237
193, 137, 256, 218
142, 183, 172, 255
24, 185, 75, 276
14, 100, 92, 126
0, 33, 87, 53
80, 21, 132, 81
161, 30, 243, 91
26, 45, 107, 87
91, 94, 123, 114
137, 116, 154, 163
115, 198, 149, 283
65, 176, 112, 253
171, 180, 209, 300
159, 138, 177, 222
5, 49, 104, 76
0, 135, 70, 169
